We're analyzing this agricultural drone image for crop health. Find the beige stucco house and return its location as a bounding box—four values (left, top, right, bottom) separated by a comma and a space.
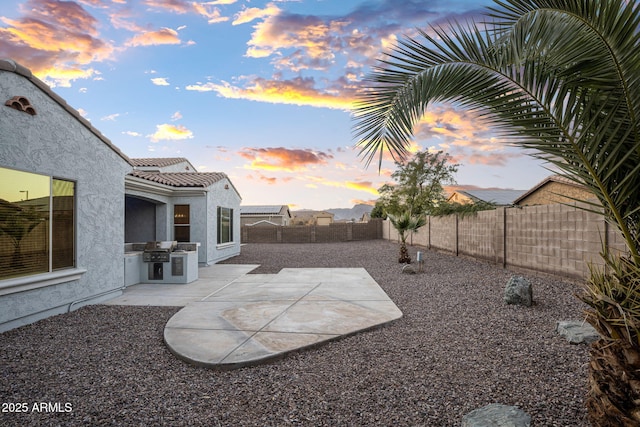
291, 210, 335, 226
514, 175, 593, 206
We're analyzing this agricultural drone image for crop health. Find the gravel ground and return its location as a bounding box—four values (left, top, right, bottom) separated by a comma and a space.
1, 241, 590, 426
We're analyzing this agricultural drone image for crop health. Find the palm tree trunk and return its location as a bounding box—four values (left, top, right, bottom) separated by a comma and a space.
398, 242, 411, 263
581, 255, 640, 424
586, 339, 640, 426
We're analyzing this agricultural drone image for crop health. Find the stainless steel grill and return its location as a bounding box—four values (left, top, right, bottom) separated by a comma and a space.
142, 241, 177, 263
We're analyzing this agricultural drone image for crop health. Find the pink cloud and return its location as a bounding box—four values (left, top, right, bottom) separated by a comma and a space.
239, 147, 333, 172
186, 76, 357, 110
143, 0, 228, 23
126, 28, 181, 46
0, 0, 113, 86
232, 3, 280, 26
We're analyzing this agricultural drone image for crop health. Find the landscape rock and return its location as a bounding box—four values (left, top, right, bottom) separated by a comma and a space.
462, 403, 531, 427
0, 241, 591, 425
556, 320, 600, 344
504, 276, 533, 307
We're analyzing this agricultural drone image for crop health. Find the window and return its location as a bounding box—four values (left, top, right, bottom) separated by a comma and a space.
52, 179, 75, 269
0, 167, 75, 280
217, 207, 233, 244
174, 204, 190, 242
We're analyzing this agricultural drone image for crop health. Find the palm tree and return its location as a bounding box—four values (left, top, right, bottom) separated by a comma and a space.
353, 0, 640, 424
388, 211, 426, 263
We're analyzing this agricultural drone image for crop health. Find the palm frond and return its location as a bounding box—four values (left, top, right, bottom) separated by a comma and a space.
352, 0, 640, 259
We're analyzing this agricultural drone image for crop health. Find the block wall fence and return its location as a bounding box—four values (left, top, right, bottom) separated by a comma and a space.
241, 219, 383, 244
383, 203, 628, 281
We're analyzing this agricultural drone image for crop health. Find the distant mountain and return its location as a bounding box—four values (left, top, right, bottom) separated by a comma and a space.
326, 203, 373, 221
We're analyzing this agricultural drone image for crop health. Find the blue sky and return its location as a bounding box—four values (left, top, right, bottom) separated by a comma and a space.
1, 0, 551, 209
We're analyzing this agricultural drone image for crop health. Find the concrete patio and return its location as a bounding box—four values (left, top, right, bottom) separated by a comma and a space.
105, 264, 403, 369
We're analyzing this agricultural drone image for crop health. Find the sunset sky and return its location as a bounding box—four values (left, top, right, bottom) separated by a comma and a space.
1, 0, 551, 210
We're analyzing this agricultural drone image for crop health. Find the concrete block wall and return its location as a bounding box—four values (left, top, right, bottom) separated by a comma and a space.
382, 219, 399, 241
426, 215, 458, 253
504, 204, 602, 278
315, 223, 348, 242
281, 226, 313, 243
457, 209, 503, 263
382, 203, 630, 281
242, 220, 383, 243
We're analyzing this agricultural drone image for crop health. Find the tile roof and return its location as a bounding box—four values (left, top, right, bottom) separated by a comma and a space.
0, 59, 132, 165
130, 158, 189, 167
241, 205, 288, 215
129, 170, 227, 188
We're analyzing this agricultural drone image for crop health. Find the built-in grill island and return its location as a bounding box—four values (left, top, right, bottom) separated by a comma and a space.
124, 241, 199, 286
143, 240, 176, 263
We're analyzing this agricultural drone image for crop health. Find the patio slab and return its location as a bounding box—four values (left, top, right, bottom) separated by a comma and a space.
106, 265, 402, 369
104, 264, 260, 306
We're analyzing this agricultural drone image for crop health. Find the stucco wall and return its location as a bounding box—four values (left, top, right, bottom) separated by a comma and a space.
0, 67, 131, 331
170, 194, 208, 263
124, 190, 173, 242
518, 181, 594, 206
124, 179, 241, 264
125, 196, 156, 242
205, 178, 241, 264
157, 161, 195, 173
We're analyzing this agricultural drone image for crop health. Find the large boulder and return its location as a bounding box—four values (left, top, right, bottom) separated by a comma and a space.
462, 403, 531, 427
504, 276, 533, 307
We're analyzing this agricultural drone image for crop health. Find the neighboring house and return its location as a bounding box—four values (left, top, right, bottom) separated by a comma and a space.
125, 158, 241, 265
240, 205, 291, 226
514, 175, 594, 206
244, 220, 280, 227
0, 59, 131, 332
448, 189, 526, 206
291, 210, 335, 226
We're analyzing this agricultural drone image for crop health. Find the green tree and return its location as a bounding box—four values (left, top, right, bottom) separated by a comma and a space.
369, 200, 387, 219
388, 211, 426, 264
352, 0, 640, 424
376, 150, 458, 217
431, 200, 496, 218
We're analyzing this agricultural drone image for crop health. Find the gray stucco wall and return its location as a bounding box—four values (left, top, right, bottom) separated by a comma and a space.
0, 67, 131, 331
206, 178, 242, 264
125, 196, 156, 242
123, 181, 240, 264
157, 161, 195, 173
170, 194, 208, 263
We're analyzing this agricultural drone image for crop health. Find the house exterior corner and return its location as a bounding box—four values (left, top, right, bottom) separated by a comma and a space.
0, 60, 132, 332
